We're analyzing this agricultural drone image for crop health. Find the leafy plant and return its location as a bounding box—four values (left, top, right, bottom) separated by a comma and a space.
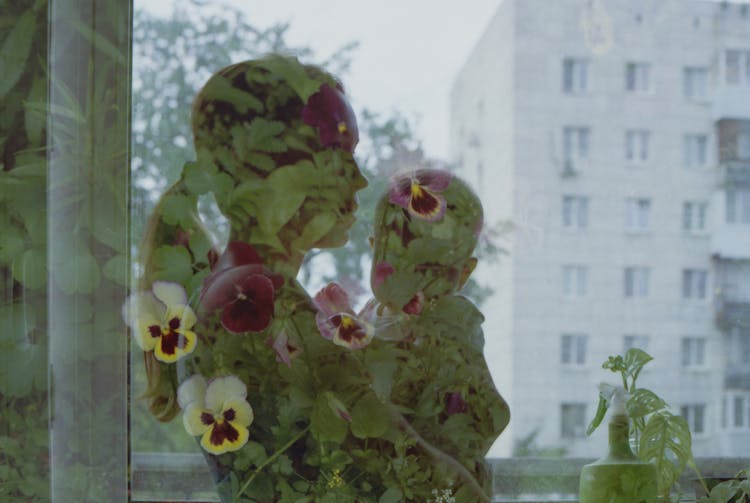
586, 348, 702, 501
698, 468, 750, 503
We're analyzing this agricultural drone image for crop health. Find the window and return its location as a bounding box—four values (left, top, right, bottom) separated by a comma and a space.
681, 403, 707, 435
683, 67, 709, 100
683, 134, 708, 167
682, 337, 708, 368
625, 130, 650, 162
562, 126, 590, 171
625, 62, 651, 93
722, 392, 750, 430
725, 50, 750, 85
726, 189, 750, 224
562, 265, 588, 297
561, 334, 588, 365
562, 195, 589, 229
560, 403, 587, 438
739, 131, 750, 160
683, 201, 708, 233
624, 267, 650, 298
623, 334, 650, 352
563, 58, 589, 94
682, 269, 708, 300
625, 198, 651, 231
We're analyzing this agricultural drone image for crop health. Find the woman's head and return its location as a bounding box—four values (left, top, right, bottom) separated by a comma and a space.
190, 55, 366, 255
370, 169, 483, 311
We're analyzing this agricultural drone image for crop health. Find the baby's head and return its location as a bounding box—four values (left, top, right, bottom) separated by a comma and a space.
370, 169, 483, 312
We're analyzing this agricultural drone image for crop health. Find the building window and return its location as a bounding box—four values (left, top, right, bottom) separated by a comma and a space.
625, 198, 651, 231
625, 62, 651, 93
726, 189, 750, 224
563, 58, 589, 94
683, 67, 709, 100
723, 392, 750, 430
562, 126, 590, 171
681, 337, 707, 368
739, 131, 750, 160
561, 334, 588, 365
624, 267, 650, 298
683, 134, 708, 167
562, 195, 589, 229
562, 265, 588, 297
683, 201, 708, 233
681, 403, 706, 435
682, 269, 708, 300
725, 50, 750, 85
625, 130, 650, 162
623, 334, 650, 352
561, 403, 587, 438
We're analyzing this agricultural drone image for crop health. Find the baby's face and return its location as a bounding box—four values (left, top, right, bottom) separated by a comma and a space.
370, 170, 483, 312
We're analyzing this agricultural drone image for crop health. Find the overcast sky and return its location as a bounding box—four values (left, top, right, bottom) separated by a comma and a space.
138, 0, 503, 160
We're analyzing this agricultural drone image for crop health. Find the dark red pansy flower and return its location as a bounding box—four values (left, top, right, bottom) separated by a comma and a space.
373, 262, 395, 289
388, 169, 452, 222
200, 241, 283, 334
313, 283, 373, 350
301, 83, 359, 153
445, 391, 468, 416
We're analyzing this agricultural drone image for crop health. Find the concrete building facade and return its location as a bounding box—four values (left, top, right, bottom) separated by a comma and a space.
450, 0, 750, 457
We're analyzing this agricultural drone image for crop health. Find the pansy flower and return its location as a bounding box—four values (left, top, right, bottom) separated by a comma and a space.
178, 374, 253, 455
122, 281, 197, 363
444, 391, 468, 416
200, 241, 284, 334
388, 169, 452, 222
372, 262, 395, 289
301, 83, 359, 153
313, 283, 374, 350
402, 291, 425, 315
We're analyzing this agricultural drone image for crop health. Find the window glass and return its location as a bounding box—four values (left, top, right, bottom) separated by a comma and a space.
684, 133, 708, 167
563, 58, 589, 94
625, 62, 651, 93
684, 67, 708, 100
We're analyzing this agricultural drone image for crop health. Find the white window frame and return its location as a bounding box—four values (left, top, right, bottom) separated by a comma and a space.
562, 126, 590, 172
683, 201, 708, 234
726, 189, 750, 224
681, 403, 708, 436
624, 266, 650, 298
625, 129, 650, 163
624, 197, 651, 232
562, 57, 589, 94
682, 268, 708, 300
683, 133, 709, 168
560, 333, 588, 367
625, 62, 652, 93
562, 195, 589, 230
725, 49, 750, 86
722, 392, 750, 431
562, 265, 589, 298
683, 66, 709, 101
681, 337, 708, 370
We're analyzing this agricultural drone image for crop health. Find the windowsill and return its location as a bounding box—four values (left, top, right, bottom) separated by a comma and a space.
684, 230, 710, 238
624, 229, 651, 236
624, 160, 649, 167
560, 364, 590, 371
682, 365, 711, 373
684, 97, 711, 105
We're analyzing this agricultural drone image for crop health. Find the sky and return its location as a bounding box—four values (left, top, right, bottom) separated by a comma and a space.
138, 0, 503, 160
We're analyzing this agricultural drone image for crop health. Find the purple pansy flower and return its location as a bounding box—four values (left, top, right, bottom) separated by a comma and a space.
301, 83, 359, 153
200, 241, 284, 334
313, 283, 374, 350
388, 169, 452, 222
266, 330, 301, 368
445, 391, 468, 416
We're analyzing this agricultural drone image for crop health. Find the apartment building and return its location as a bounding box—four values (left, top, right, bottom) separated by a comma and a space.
450, 0, 750, 457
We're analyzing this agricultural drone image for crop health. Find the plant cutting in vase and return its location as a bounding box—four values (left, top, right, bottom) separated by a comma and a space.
584, 348, 705, 502
124, 55, 508, 502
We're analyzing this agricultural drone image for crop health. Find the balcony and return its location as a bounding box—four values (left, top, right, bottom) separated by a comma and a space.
713, 85, 750, 121
715, 285, 750, 330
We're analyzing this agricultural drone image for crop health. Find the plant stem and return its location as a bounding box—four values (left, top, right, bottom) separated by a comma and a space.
233, 426, 310, 503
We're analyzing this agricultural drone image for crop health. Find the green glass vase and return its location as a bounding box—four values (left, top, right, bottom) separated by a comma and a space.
579, 414, 658, 503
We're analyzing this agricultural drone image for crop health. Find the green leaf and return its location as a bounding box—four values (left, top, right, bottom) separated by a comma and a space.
623, 348, 653, 383
351, 394, 389, 439
160, 193, 198, 229
182, 160, 216, 195
12, 248, 46, 290
200, 75, 263, 114
364, 345, 400, 400
627, 388, 667, 420
254, 161, 317, 235
586, 394, 609, 436
152, 245, 193, 286
103, 254, 129, 286
638, 410, 692, 497
24, 76, 46, 145
256, 56, 326, 101
0, 11, 36, 100
310, 392, 348, 443
236, 118, 287, 154
51, 248, 101, 294
290, 211, 336, 251
0, 224, 26, 264
378, 487, 403, 503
